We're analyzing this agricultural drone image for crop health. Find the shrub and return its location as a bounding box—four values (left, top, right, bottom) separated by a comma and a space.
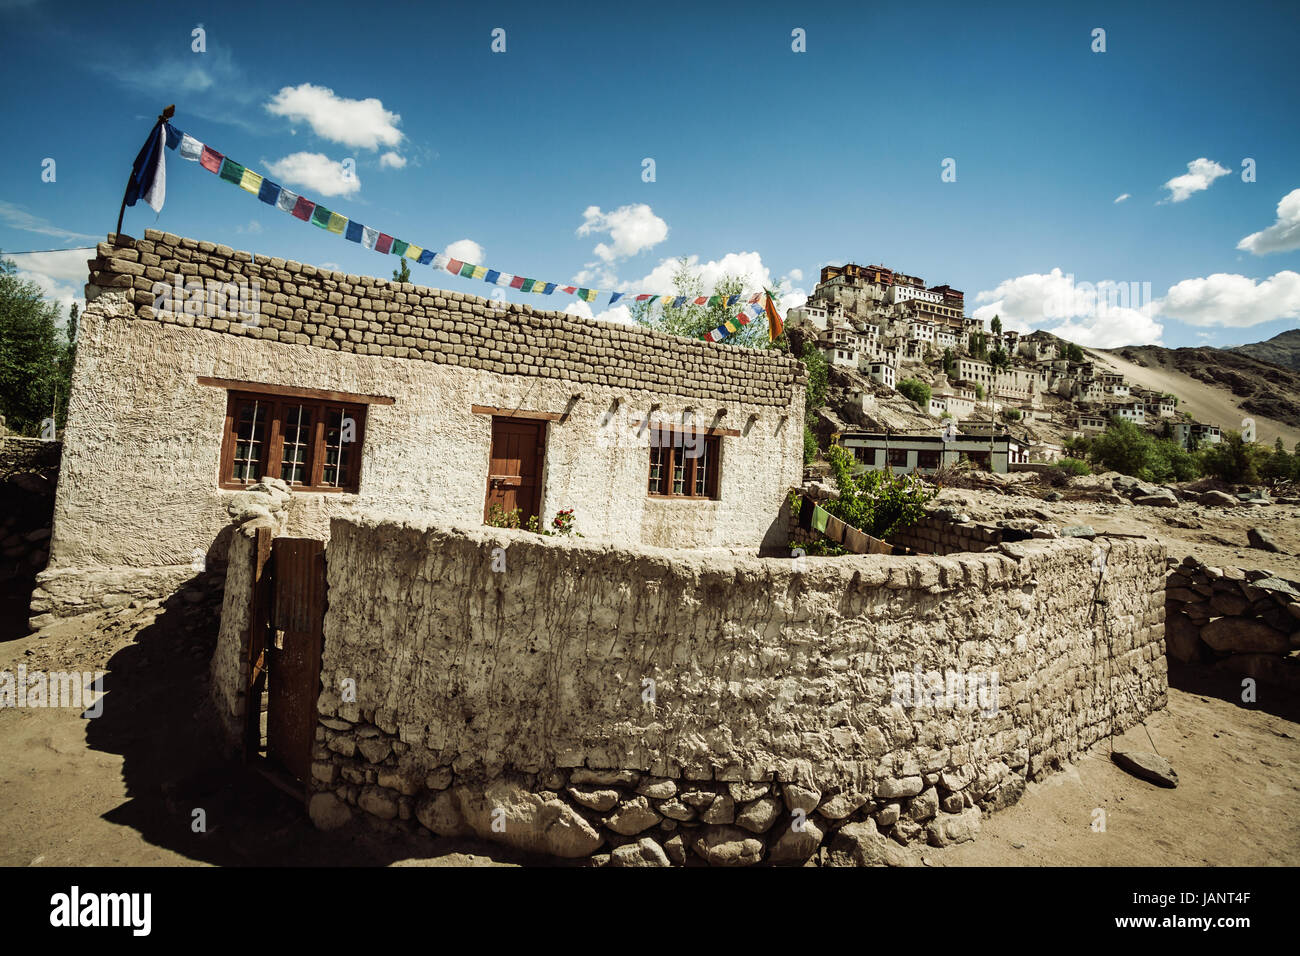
1054, 457, 1091, 476
1199, 431, 1269, 484
823, 446, 934, 539
896, 378, 931, 410
801, 341, 828, 411
803, 424, 819, 464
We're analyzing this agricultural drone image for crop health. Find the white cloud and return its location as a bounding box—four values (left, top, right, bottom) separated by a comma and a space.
443, 239, 483, 264
1237, 188, 1300, 255
621, 251, 776, 296
973, 268, 1163, 347
1160, 158, 1231, 203
565, 301, 635, 325
0, 201, 98, 242
264, 152, 361, 197
1113, 193, 1130, 204
235, 220, 263, 235
379, 151, 407, 170
265, 83, 403, 151
1160, 271, 1300, 327
6, 248, 90, 322
785, 268, 804, 282
577, 204, 668, 262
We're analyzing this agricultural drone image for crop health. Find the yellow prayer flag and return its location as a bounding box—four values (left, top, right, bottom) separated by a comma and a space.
239, 169, 263, 194
327, 212, 347, 234
405, 244, 423, 259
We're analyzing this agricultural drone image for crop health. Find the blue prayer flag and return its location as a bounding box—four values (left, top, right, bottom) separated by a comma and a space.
257, 179, 281, 205
345, 220, 364, 242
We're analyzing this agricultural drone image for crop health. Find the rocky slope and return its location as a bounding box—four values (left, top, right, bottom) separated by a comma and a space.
1227, 328, 1300, 372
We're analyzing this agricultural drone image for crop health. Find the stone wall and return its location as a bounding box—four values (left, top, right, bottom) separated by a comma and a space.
302, 515, 1168, 865
38, 233, 805, 620
1164, 556, 1300, 692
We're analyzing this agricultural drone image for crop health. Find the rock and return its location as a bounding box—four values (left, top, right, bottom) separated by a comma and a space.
1045, 491, 1063, 502
699, 793, 735, 824
604, 796, 663, 835
1200, 617, 1290, 654
1135, 493, 1178, 508
356, 737, 391, 764
1247, 528, 1282, 553
826, 819, 915, 867
938, 765, 975, 792
456, 780, 605, 857
735, 796, 781, 834
727, 782, 769, 802
875, 803, 901, 826
692, 826, 764, 866
567, 787, 619, 812
608, 837, 671, 867
1209, 591, 1251, 616
927, 807, 982, 846
636, 777, 678, 799
940, 793, 963, 813
782, 783, 821, 814
907, 787, 939, 822
357, 786, 399, 820
663, 833, 688, 865
308, 792, 352, 831
1111, 751, 1178, 789
1164, 612, 1206, 665
658, 798, 695, 821
426, 767, 453, 791
1201, 490, 1239, 507
876, 775, 924, 799
569, 769, 639, 787
767, 818, 825, 865
415, 790, 470, 837
1255, 577, 1300, 600
815, 790, 869, 820
1060, 525, 1096, 539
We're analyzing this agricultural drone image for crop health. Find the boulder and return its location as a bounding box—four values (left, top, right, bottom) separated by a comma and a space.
767, 818, 825, 865
567, 787, 619, 812
1200, 617, 1290, 654
927, 807, 983, 846
782, 783, 821, 814
1111, 751, 1178, 788
1247, 528, 1282, 553
455, 780, 605, 858
605, 796, 663, 835
308, 792, 352, 831
826, 819, 916, 867
1135, 493, 1178, 508
415, 790, 471, 837
1164, 612, 1206, 665
1200, 490, 1239, 507
608, 837, 671, 867
691, 826, 764, 866
735, 796, 782, 834
815, 790, 869, 820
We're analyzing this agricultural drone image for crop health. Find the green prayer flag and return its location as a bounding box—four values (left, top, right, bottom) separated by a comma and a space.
311, 204, 332, 228
219, 159, 245, 184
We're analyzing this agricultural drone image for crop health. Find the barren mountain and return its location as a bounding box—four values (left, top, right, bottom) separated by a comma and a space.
1227, 328, 1300, 371
1091, 341, 1300, 444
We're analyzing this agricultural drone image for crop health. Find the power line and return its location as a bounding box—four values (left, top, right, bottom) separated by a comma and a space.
2, 246, 97, 256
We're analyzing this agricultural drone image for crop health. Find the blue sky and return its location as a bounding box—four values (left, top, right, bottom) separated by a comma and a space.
1, 0, 1298, 348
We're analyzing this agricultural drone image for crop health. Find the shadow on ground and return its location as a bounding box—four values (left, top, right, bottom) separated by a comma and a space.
82, 573, 543, 866
1168, 661, 1300, 723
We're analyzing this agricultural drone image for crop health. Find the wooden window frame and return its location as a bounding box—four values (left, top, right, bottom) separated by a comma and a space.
219, 390, 368, 493
647, 432, 721, 500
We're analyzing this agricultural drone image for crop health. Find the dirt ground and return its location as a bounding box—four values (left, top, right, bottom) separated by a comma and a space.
2, 485, 1297, 867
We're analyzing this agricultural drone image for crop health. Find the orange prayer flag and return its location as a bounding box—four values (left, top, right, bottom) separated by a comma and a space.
764, 291, 784, 341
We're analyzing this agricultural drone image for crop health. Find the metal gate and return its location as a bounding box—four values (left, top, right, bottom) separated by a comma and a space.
243, 533, 326, 789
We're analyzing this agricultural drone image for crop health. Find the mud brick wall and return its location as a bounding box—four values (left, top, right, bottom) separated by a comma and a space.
87, 231, 804, 408
886, 513, 1004, 555
1164, 556, 1300, 692
301, 515, 1168, 865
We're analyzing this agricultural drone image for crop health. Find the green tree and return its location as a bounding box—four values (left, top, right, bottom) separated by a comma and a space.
896, 378, 931, 409
0, 255, 66, 435
989, 347, 1010, 371
393, 258, 411, 283
1064, 342, 1084, 363
991, 314, 1002, 336
941, 347, 957, 379
631, 258, 775, 348
1199, 430, 1268, 484
974, 383, 985, 400
969, 331, 987, 359
823, 445, 934, 539
801, 341, 828, 412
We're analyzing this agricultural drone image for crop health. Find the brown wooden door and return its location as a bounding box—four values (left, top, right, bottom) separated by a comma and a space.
266, 537, 326, 785
485, 418, 545, 523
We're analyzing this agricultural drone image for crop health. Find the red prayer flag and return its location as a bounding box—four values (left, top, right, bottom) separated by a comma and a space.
291, 196, 314, 221
561, 286, 576, 294
636, 294, 652, 301
446, 258, 463, 273
375, 233, 393, 254
509, 275, 525, 289
200, 146, 224, 174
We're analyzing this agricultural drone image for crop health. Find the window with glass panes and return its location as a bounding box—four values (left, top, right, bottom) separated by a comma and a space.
219, 391, 366, 492
647, 428, 720, 499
